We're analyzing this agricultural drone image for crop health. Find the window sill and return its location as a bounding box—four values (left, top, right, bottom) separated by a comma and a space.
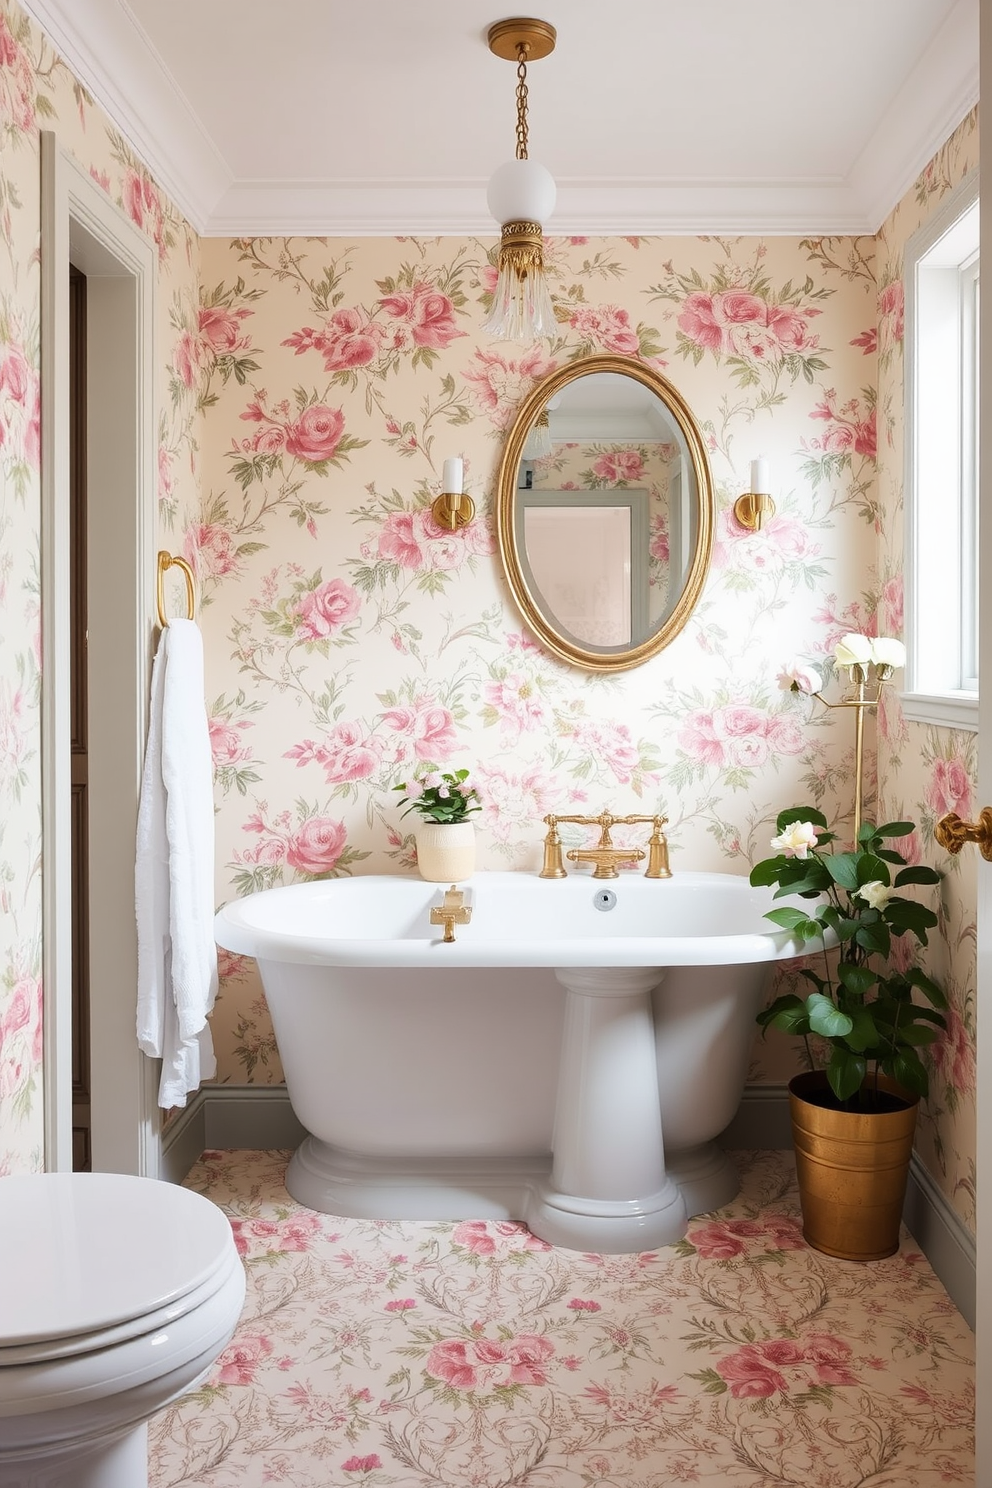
899, 691, 979, 732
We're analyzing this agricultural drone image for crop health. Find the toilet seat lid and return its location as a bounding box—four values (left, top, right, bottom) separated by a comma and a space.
0, 1172, 235, 1349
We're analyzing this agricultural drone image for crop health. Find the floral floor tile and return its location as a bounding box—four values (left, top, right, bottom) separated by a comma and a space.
148, 1148, 974, 1487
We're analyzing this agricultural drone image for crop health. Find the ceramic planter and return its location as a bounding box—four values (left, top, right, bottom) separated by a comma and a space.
788, 1070, 919, 1262
415, 821, 475, 883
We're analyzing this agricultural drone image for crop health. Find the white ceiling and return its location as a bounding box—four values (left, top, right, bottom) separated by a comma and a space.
20, 0, 979, 237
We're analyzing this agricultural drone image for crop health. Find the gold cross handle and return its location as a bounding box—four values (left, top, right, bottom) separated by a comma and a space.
935, 809, 992, 862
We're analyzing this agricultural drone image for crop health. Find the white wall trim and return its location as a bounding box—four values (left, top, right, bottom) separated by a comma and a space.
40, 133, 159, 1176
847, 0, 979, 230
18, 0, 978, 239
20, 0, 228, 235
899, 691, 979, 732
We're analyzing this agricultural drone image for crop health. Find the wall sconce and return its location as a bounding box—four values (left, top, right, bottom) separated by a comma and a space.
482, 17, 558, 342
733, 456, 777, 532
431, 457, 476, 531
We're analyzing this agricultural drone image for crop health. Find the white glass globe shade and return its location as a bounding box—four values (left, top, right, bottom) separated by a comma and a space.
487, 158, 556, 227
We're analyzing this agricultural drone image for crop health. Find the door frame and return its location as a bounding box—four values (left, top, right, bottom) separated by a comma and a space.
40, 132, 160, 1176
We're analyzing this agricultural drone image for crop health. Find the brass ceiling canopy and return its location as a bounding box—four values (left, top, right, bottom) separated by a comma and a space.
486, 17, 557, 62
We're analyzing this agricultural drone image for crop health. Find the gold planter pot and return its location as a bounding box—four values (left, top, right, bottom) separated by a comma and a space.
788, 1070, 919, 1262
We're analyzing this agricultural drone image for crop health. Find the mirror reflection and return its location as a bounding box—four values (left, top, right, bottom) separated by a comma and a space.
496, 357, 713, 671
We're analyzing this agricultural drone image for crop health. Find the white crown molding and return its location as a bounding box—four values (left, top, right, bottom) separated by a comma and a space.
18, 0, 229, 233
849, 0, 979, 230
205, 177, 873, 239
18, 0, 980, 239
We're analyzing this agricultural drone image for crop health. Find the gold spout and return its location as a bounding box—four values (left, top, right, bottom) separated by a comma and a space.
540, 816, 567, 878
644, 816, 672, 878
429, 885, 472, 943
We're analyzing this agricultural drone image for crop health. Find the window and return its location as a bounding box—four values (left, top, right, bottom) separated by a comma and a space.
903, 170, 979, 730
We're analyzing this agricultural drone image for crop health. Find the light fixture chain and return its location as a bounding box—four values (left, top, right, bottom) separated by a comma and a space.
514, 42, 530, 160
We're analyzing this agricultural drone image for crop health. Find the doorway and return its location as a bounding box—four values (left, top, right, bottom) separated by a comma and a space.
40, 134, 159, 1177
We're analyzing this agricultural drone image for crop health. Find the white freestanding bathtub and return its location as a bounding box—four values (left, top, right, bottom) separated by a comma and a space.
215, 871, 815, 1253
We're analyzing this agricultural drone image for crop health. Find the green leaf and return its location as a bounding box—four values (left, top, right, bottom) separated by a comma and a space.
807, 992, 854, 1038
837, 963, 876, 995
749, 859, 782, 887
827, 1046, 867, 1102
824, 853, 860, 891
757, 995, 810, 1036
776, 806, 829, 832
894, 866, 942, 887
854, 920, 891, 956
885, 901, 939, 935
763, 907, 823, 941
856, 853, 891, 887
899, 1024, 940, 1046
845, 1006, 881, 1052
904, 967, 948, 1009
875, 821, 916, 838
883, 1048, 928, 1099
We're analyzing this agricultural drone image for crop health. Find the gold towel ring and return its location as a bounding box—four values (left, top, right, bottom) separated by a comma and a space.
156, 550, 196, 627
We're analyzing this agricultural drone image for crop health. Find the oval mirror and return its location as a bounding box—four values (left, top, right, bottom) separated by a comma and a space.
495, 355, 714, 672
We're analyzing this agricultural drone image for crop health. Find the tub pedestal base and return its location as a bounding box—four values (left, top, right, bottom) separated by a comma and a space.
280, 963, 737, 1254
522, 967, 688, 1251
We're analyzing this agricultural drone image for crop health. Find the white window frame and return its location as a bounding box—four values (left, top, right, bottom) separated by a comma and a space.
902, 168, 980, 732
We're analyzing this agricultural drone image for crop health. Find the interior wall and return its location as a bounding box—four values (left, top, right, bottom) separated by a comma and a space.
195, 230, 879, 1094
875, 107, 980, 1233
0, 0, 978, 1241
0, 0, 200, 1172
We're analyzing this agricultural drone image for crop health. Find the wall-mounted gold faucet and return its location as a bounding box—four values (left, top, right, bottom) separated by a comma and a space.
429, 885, 473, 942
541, 811, 671, 880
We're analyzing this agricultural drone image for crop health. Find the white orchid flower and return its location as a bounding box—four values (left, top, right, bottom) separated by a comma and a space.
770, 821, 819, 859
777, 661, 822, 694
870, 636, 906, 670
855, 880, 895, 911
833, 633, 874, 669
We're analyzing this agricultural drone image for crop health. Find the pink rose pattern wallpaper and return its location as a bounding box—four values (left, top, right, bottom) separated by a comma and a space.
0, 0, 202, 1172
147, 1147, 974, 1486
874, 111, 979, 1225
0, 0, 980, 1242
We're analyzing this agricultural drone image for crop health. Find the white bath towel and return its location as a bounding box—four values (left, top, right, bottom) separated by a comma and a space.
136, 618, 218, 1108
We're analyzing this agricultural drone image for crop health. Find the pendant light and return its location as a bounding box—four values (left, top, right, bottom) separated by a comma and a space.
483, 17, 558, 341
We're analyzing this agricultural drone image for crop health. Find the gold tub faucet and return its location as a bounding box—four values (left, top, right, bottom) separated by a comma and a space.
429, 885, 472, 943
541, 811, 672, 880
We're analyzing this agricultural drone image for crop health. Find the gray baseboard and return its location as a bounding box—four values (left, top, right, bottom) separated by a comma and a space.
164, 1081, 975, 1329
159, 1093, 207, 1186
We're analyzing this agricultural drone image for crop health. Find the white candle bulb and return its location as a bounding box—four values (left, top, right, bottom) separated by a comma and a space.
442, 457, 463, 494
751, 456, 770, 493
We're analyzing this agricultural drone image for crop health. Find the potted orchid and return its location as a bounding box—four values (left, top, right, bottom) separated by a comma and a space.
752, 804, 945, 1259
394, 768, 482, 882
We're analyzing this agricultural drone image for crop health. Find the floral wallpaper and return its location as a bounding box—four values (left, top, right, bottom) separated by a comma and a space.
0, 0, 980, 1246
0, 0, 200, 1172
874, 109, 980, 1230
195, 228, 880, 1094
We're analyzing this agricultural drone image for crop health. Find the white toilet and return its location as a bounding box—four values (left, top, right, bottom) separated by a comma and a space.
0, 1171, 246, 1488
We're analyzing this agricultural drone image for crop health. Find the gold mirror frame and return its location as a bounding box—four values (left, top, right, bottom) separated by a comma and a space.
495, 354, 715, 672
